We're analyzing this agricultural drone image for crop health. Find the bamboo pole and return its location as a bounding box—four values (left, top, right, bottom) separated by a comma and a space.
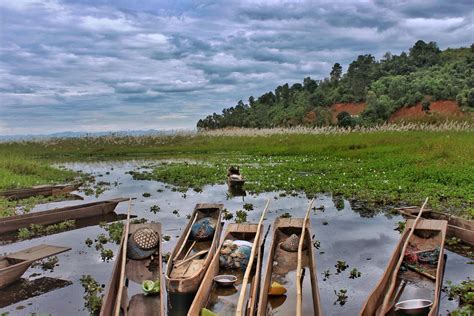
296, 198, 315, 316
380, 197, 429, 314
183, 241, 196, 260
113, 198, 132, 316
173, 249, 209, 268
173, 213, 198, 262
235, 199, 270, 316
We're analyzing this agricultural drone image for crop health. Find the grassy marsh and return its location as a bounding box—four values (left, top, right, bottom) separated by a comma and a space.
0, 128, 473, 216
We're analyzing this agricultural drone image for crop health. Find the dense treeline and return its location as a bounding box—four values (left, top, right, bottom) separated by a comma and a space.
197, 41, 474, 129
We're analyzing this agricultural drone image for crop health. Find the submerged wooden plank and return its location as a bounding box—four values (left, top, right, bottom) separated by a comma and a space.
7, 244, 71, 262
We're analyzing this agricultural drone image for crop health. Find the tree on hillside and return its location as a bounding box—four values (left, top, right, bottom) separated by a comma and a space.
409, 40, 440, 67
330, 63, 343, 83
347, 54, 378, 101
337, 111, 356, 128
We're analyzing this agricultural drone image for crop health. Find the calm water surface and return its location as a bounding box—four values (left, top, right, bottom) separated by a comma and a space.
0, 161, 471, 315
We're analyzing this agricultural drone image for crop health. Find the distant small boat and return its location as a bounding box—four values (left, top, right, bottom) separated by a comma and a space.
187, 223, 264, 315
396, 206, 474, 246
0, 244, 71, 289
166, 203, 224, 294
100, 222, 165, 316
359, 219, 447, 316
227, 167, 245, 188
0, 183, 82, 200
258, 218, 322, 315
0, 198, 128, 234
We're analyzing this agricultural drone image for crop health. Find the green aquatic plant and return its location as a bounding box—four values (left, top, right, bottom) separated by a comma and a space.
243, 203, 254, 211
235, 210, 248, 223
349, 268, 362, 279
31, 256, 59, 271
334, 289, 348, 306
150, 204, 161, 214
80, 275, 104, 315
17, 220, 75, 240
335, 260, 349, 274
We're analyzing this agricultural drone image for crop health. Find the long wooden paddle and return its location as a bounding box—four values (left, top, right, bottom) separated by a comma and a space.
113, 198, 132, 316
296, 198, 315, 316
380, 197, 429, 314
235, 198, 270, 316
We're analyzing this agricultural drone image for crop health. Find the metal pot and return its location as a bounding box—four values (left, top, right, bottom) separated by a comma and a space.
213, 274, 237, 287
395, 299, 433, 315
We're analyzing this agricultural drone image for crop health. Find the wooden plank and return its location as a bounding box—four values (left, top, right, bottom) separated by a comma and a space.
7, 244, 71, 262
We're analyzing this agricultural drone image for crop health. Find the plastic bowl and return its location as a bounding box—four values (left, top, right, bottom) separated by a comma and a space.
213, 275, 237, 287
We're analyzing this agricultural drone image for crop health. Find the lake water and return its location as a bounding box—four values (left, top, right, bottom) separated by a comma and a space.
0, 161, 471, 315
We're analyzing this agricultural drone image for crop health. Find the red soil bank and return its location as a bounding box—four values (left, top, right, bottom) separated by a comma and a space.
389, 100, 462, 122
330, 103, 366, 122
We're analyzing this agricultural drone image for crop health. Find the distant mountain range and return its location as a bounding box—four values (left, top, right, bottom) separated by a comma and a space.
0, 129, 195, 142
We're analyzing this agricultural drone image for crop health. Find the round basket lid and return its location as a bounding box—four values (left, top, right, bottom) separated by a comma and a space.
133, 227, 159, 250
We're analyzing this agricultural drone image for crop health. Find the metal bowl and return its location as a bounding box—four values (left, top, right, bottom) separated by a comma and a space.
395, 299, 433, 315
213, 275, 237, 287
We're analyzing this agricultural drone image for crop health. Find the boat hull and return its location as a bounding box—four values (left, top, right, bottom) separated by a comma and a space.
187, 223, 264, 315
0, 198, 128, 234
258, 218, 322, 316
359, 219, 447, 316
166, 203, 224, 294
100, 223, 165, 316
397, 207, 473, 246
0, 183, 81, 200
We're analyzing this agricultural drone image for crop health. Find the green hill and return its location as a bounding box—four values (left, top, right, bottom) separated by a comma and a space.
197, 41, 474, 129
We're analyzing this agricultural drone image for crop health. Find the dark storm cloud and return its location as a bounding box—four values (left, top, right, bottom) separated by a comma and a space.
0, 0, 472, 135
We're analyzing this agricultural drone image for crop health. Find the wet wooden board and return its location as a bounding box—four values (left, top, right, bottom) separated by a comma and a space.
6, 244, 71, 262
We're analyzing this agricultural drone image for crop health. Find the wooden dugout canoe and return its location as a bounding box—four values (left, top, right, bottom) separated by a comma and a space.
0, 244, 71, 289
359, 219, 447, 316
100, 222, 165, 316
0, 198, 128, 234
166, 203, 224, 294
0, 183, 81, 200
396, 206, 474, 246
187, 223, 264, 316
258, 218, 322, 316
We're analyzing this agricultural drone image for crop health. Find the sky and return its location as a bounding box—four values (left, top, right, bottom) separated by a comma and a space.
0, 0, 473, 135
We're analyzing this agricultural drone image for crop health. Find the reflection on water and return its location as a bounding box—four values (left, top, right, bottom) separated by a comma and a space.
0, 160, 471, 315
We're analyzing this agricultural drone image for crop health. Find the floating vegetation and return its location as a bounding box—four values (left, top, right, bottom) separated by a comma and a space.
444, 278, 474, 307
17, 220, 76, 240
31, 256, 59, 272
323, 270, 331, 281
131, 217, 148, 224
279, 212, 291, 218
172, 209, 180, 217
446, 237, 462, 246
235, 210, 247, 223
334, 289, 348, 306
80, 275, 104, 315
142, 192, 151, 197
150, 204, 161, 214
162, 235, 171, 242
100, 249, 114, 262
243, 203, 254, 211
162, 252, 171, 263
99, 221, 124, 244
222, 209, 233, 220
395, 221, 406, 233
335, 260, 349, 274
85, 238, 93, 247
313, 240, 321, 249
349, 268, 362, 279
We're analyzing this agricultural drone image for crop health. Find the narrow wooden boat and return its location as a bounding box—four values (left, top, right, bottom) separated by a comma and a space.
0, 244, 71, 289
188, 223, 264, 315
0, 183, 81, 200
258, 218, 322, 315
166, 203, 224, 294
227, 167, 245, 188
0, 198, 128, 234
100, 222, 165, 316
359, 219, 447, 316
396, 206, 474, 246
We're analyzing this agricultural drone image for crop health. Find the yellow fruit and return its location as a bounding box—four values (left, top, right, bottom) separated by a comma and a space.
268, 281, 287, 296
